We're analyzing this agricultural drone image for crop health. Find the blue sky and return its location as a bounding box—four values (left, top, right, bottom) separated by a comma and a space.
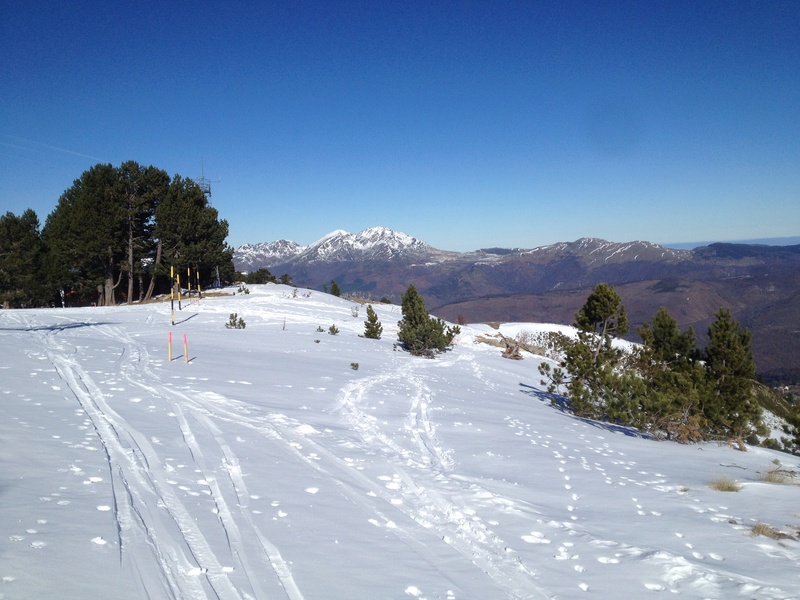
2, 1, 798, 252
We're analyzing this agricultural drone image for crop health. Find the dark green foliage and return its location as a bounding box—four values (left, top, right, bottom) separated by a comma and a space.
225, 313, 246, 329
542, 284, 631, 419
575, 282, 628, 354
397, 284, 459, 357
42, 162, 234, 306
330, 279, 341, 297
279, 274, 293, 285
328, 324, 339, 335
245, 268, 277, 284
43, 163, 124, 305
702, 308, 760, 439
540, 288, 762, 444
364, 304, 383, 339
0, 209, 47, 308
153, 174, 235, 292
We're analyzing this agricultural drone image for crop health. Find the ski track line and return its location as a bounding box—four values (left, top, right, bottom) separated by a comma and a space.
132, 378, 302, 600
107, 323, 305, 600
24, 316, 247, 600
336, 351, 553, 600
136, 348, 536, 600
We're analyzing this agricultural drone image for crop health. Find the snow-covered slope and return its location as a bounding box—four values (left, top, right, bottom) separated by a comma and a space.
1, 288, 798, 599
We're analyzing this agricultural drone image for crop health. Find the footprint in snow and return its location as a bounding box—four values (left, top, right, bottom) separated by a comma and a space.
522, 532, 551, 544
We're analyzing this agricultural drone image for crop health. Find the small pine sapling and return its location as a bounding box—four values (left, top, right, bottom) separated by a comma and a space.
225, 313, 246, 329
363, 304, 383, 339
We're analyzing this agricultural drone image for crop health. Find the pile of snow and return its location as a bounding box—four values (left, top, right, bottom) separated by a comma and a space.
1, 284, 798, 599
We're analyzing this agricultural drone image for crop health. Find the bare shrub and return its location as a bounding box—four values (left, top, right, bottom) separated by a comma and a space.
750, 523, 794, 540
709, 477, 741, 492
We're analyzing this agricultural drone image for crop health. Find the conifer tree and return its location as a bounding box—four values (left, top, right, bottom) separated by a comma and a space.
363, 304, 383, 339
397, 284, 459, 356
702, 308, 760, 439
562, 283, 631, 418
0, 209, 46, 308
330, 279, 341, 297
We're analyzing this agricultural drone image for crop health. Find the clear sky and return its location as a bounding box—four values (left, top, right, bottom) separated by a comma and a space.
2, 1, 798, 252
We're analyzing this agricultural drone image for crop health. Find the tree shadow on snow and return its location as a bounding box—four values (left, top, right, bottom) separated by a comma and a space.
0, 321, 119, 333
518, 382, 651, 439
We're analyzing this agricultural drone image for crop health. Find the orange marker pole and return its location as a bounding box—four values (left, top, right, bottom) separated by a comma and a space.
183, 334, 188, 364
168, 332, 173, 362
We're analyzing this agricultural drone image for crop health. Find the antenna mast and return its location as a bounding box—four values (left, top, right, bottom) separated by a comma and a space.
193, 157, 218, 204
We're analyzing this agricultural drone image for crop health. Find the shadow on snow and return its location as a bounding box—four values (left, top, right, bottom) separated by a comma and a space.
519, 382, 652, 439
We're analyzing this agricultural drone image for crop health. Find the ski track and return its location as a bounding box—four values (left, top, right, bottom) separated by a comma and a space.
5, 308, 796, 600
335, 351, 551, 600
19, 313, 296, 600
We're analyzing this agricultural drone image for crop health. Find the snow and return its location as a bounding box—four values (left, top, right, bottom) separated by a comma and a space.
1, 284, 798, 599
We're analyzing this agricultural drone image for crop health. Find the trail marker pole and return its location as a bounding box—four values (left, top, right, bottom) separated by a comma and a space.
177, 272, 182, 310
168, 332, 173, 362
170, 266, 175, 325
183, 334, 188, 364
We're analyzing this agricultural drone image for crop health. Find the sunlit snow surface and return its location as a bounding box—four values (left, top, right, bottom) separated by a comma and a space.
1, 285, 798, 599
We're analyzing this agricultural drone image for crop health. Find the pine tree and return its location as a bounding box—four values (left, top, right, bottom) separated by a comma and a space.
562, 284, 630, 417
702, 308, 760, 439
636, 307, 707, 441
330, 280, 341, 297
397, 284, 459, 357
0, 209, 46, 308
364, 304, 383, 339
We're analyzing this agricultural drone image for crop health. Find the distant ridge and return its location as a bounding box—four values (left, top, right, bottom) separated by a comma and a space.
666, 236, 800, 250
233, 228, 800, 384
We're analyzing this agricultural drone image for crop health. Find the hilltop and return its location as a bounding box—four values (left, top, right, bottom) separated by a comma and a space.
1, 286, 798, 598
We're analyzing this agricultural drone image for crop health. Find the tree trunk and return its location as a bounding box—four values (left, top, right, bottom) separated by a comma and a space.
143, 240, 162, 301
127, 227, 134, 304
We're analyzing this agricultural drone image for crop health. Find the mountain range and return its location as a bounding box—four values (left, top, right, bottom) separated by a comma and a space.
234, 227, 800, 384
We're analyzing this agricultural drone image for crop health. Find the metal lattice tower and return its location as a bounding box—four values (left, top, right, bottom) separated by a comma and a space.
193, 158, 218, 204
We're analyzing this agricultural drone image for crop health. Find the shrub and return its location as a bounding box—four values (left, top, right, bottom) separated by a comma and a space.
750, 523, 792, 540
709, 477, 741, 492
350, 362, 359, 370
759, 469, 794, 485
328, 324, 339, 335
225, 313, 246, 329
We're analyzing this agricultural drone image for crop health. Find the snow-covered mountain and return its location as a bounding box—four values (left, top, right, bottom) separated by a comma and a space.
234, 239, 305, 271
299, 226, 431, 263
236, 227, 436, 271
523, 237, 691, 265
